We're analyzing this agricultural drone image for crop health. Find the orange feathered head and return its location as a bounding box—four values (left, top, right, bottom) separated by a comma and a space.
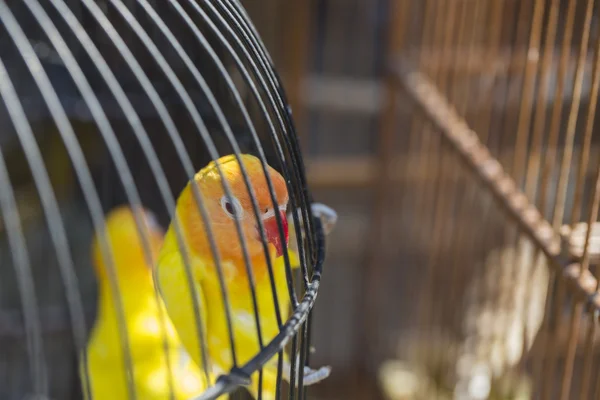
177, 154, 289, 262
91, 205, 165, 282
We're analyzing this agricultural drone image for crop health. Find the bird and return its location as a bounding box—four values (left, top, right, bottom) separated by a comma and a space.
81, 205, 210, 400
156, 154, 329, 400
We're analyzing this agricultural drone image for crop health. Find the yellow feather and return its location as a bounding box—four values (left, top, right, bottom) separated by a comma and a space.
156, 226, 212, 379
82, 206, 210, 400
156, 154, 305, 400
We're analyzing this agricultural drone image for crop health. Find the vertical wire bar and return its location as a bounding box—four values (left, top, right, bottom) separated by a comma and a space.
301, 315, 312, 400
523, 0, 560, 201
420, 0, 460, 374
539, 1, 579, 396
517, 0, 561, 379
0, 113, 47, 396
428, 0, 468, 353
577, 311, 597, 400
445, 0, 480, 320
478, 0, 542, 382
593, 339, 600, 399
434, 0, 459, 94
541, 278, 566, 399
502, 0, 544, 332
573, 23, 600, 400
465, 0, 509, 326
559, 305, 584, 400
570, 36, 600, 228
508, 0, 556, 380
539, 0, 577, 219
553, 0, 594, 230
445, 9, 504, 386
431, 3, 479, 382
288, 334, 298, 400
555, 1, 596, 397
495, 0, 534, 168
528, 2, 564, 392
414, 0, 446, 335
451, 1, 508, 388
510, 0, 544, 185
560, 159, 600, 400
296, 321, 309, 400
413, 4, 443, 347
0, 3, 141, 398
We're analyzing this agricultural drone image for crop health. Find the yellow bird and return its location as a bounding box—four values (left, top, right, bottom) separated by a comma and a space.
81, 205, 210, 399
157, 154, 322, 400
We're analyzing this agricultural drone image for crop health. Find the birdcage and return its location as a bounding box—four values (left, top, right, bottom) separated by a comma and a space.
366, 0, 600, 399
0, 1, 334, 399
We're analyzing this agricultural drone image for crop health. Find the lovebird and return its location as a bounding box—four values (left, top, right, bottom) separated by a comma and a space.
156, 154, 328, 400
81, 205, 210, 400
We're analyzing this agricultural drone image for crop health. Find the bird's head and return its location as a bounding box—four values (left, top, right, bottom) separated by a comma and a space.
176, 154, 289, 262
91, 205, 165, 282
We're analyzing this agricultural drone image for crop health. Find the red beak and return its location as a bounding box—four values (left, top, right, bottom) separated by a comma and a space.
263, 210, 288, 257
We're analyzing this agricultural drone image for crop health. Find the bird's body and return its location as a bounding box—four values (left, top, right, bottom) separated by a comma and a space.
200, 249, 298, 398
157, 154, 302, 400
82, 206, 209, 400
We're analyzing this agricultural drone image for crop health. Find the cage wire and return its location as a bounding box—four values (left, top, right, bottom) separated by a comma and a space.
374, 0, 600, 399
0, 0, 334, 399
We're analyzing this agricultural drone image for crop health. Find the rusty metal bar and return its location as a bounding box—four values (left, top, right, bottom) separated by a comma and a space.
579, 312, 598, 400
422, 0, 462, 339
411, 0, 441, 334
523, 0, 559, 200
394, 63, 600, 317
557, 0, 597, 397
446, 0, 481, 325
516, 9, 562, 383
497, 0, 543, 381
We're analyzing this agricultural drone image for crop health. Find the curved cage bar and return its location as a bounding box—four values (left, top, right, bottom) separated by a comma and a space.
0, 1, 330, 399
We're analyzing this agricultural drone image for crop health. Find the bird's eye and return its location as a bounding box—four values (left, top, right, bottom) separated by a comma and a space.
220, 195, 244, 220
